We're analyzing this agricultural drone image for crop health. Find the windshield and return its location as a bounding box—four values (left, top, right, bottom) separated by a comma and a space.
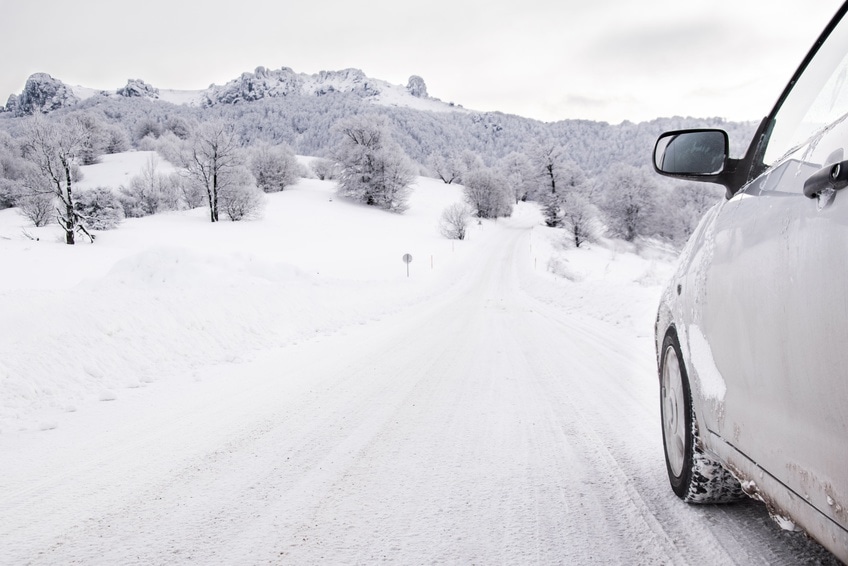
763, 9, 848, 165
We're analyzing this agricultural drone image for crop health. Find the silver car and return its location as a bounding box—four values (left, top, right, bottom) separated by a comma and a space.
653, 3, 848, 561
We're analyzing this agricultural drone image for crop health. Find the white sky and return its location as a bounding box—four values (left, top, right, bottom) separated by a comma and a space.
0, 0, 843, 124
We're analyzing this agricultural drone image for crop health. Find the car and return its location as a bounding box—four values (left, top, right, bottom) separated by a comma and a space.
652, 3, 848, 562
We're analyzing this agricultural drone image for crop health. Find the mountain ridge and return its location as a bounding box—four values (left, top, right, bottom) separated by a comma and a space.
2, 67, 461, 117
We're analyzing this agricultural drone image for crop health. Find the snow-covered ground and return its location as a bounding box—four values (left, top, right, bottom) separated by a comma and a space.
0, 153, 838, 564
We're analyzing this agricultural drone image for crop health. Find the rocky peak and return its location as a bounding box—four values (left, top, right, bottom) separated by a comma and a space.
406, 76, 428, 98
117, 79, 160, 99
6, 73, 79, 116
203, 66, 303, 106
311, 68, 381, 98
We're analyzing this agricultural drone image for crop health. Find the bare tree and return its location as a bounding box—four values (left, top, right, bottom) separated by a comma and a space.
439, 203, 472, 240
19, 116, 93, 244
182, 120, 243, 222
119, 155, 179, 217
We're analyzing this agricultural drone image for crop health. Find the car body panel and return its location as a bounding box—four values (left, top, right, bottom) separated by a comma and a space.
653, 5, 848, 559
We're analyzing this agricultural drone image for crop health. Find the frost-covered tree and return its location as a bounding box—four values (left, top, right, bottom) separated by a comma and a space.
217, 166, 265, 221
460, 150, 484, 175
310, 158, 338, 180
498, 151, 535, 203
179, 178, 208, 210
19, 116, 94, 244
406, 75, 428, 98
541, 192, 564, 228
530, 147, 587, 227
15, 189, 55, 227
463, 169, 513, 219
119, 155, 180, 217
429, 154, 463, 184
74, 187, 124, 230
597, 164, 659, 242
562, 193, 601, 248
182, 120, 244, 222
439, 202, 472, 240
334, 114, 416, 212
529, 142, 565, 198
248, 143, 300, 192
666, 181, 724, 243
103, 124, 131, 154
72, 112, 109, 165
0, 132, 29, 210
134, 119, 163, 144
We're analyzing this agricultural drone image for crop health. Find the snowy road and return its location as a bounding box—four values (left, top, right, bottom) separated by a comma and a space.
0, 221, 838, 564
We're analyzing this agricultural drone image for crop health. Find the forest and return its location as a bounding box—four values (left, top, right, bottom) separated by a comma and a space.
0, 70, 758, 246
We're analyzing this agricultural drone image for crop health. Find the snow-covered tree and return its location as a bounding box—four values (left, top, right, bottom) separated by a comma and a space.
460, 150, 484, 175
19, 116, 94, 244
498, 151, 535, 203
310, 158, 338, 180
463, 169, 513, 219
0, 132, 29, 210
541, 192, 564, 228
179, 178, 208, 210
74, 187, 124, 230
182, 120, 244, 222
439, 202, 471, 240
103, 124, 131, 154
429, 154, 463, 184
15, 190, 54, 226
406, 76, 428, 98
248, 143, 300, 192
562, 193, 601, 248
217, 166, 265, 221
529, 142, 566, 198
334, 114, 416, 212
666, 181, 724, 243
119, 155, 180, 217
597, 164, 659, 242
72, 112, 109, 165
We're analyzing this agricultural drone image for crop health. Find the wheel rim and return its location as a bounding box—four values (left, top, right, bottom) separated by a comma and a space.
662, 344, 686, 477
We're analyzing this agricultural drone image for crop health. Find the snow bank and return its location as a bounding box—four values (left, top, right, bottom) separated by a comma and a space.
0, 154, 482, 432
0, 151, 676, 432
526, 226, 676, 338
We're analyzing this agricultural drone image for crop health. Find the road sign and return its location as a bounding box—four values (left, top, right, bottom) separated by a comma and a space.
402, 253, 412, 277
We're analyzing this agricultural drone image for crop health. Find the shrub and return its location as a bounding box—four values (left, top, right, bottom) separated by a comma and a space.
439, 203, 471, 240
74, 187, 124, 230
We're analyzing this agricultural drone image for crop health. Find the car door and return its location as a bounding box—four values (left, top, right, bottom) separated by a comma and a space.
703, 9, 848, 528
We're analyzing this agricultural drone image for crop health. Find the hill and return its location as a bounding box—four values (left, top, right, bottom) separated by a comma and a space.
0, 151, 674, 433
0, 67, 758, 176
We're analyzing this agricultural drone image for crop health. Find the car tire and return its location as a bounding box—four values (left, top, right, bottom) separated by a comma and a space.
660, 329, 744, 503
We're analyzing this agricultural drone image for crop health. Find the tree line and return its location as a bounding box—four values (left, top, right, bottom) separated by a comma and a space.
0, 89, 742, 245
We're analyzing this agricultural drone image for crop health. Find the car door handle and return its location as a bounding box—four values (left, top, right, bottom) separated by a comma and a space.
803, 160, 848, 198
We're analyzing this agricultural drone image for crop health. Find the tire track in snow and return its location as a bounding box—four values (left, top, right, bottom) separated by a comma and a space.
0, 219, 840, 564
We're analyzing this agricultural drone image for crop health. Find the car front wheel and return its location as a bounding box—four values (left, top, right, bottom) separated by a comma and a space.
660, 329, 744, 503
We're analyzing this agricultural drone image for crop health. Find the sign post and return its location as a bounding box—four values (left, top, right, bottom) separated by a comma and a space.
402, 253, 413, 277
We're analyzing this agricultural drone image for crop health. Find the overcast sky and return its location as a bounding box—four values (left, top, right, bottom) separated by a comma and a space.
0, 0, 843, 124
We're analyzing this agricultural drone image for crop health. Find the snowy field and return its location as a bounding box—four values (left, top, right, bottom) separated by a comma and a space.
0, 153, 838, 564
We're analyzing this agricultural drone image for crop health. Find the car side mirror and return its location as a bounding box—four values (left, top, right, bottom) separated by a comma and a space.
653, 129, 729, 177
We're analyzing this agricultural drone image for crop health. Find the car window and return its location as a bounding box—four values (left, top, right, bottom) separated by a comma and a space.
763, 11, 848, 166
